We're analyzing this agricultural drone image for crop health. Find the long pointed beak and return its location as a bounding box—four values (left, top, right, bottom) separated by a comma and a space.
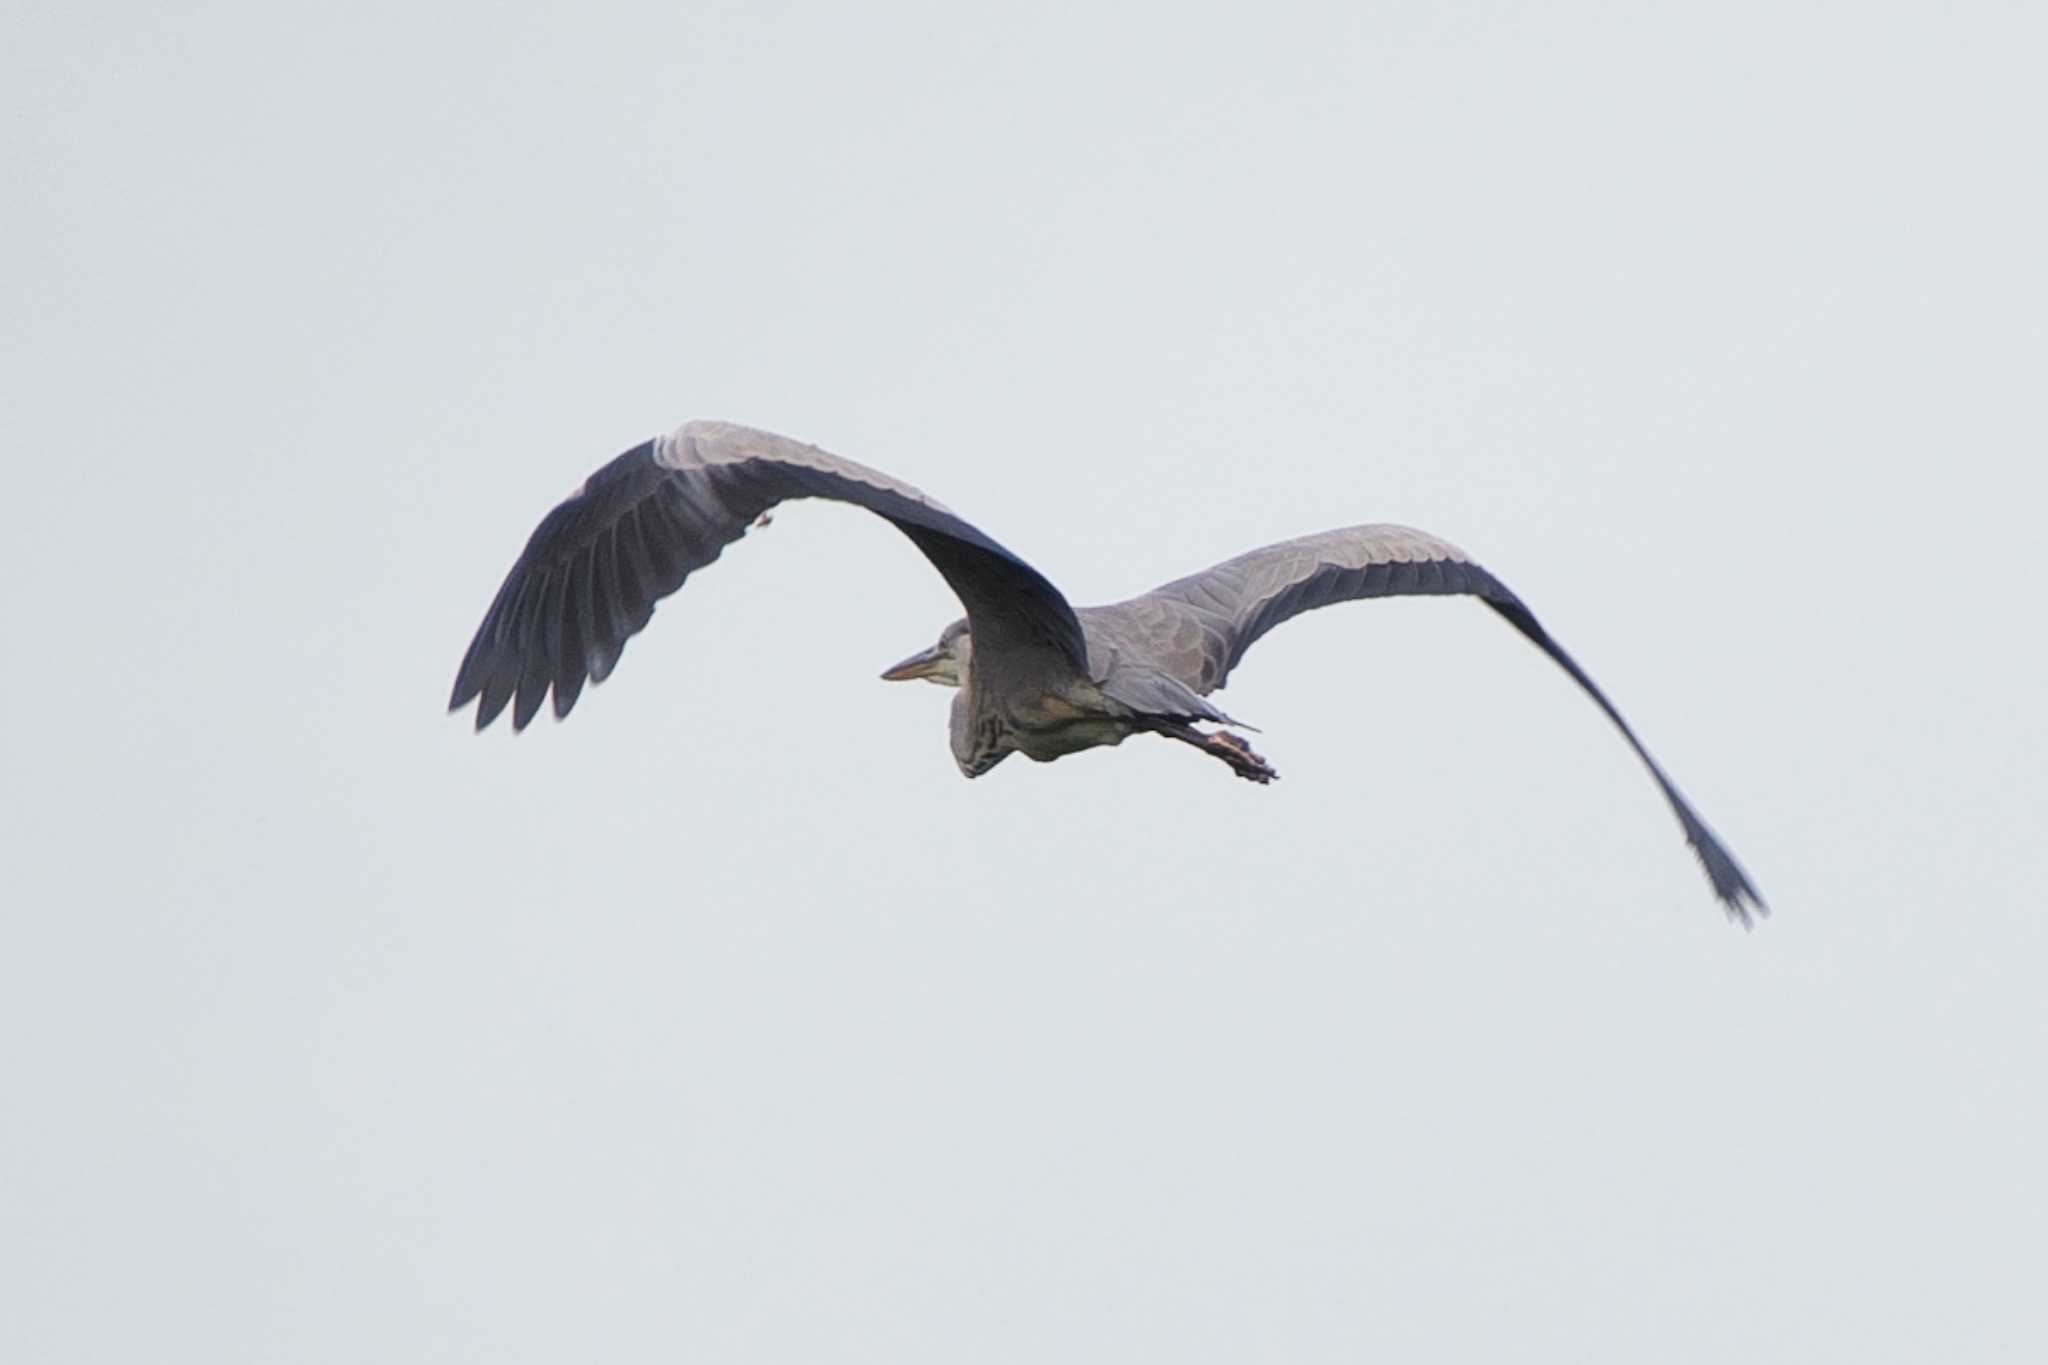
880, 645, 946, 682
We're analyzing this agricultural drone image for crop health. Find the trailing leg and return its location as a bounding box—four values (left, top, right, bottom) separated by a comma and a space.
1143, 719, 1279, 784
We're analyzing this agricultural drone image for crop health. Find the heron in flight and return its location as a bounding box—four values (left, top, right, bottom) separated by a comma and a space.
451, 421, 1765, 923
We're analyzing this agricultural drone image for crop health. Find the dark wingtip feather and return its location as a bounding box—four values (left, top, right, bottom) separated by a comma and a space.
1717, 882, 1769, 931
1671, 799, 1769, 928
473, 672, 514, 730
1473, 589, 1767, 925
511, 658, 549, 731
552, 650, 586, 720
448, 613, 494, 715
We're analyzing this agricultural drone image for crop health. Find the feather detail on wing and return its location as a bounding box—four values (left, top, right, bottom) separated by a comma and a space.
1108, 525, 1766, 922
449, 421, 1086, 730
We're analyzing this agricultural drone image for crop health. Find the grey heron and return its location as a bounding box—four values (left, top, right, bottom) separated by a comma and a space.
451, 420, 1765, 923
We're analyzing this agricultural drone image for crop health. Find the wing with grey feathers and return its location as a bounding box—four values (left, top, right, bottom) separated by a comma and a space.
450, 420, 1087, 731
1115, 525, 1765, 922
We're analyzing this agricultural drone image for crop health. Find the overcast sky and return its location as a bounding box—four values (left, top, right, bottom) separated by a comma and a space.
7, 2, 2045, 1361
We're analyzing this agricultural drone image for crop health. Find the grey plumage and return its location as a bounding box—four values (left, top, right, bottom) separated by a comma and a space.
451, 420, 1765, 923
449, 421, 1085, 731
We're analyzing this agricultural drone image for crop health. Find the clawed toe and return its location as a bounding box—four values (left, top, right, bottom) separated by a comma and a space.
1207, 730, 1278, 784
1144, 719, 1280, 783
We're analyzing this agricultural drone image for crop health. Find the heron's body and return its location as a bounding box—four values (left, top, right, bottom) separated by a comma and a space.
452, 420, 1766, 922
961, 690, 1129, 770
942, 619, 1232, 774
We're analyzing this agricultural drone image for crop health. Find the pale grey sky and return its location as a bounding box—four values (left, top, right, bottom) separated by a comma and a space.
6, 2, 2045, 1361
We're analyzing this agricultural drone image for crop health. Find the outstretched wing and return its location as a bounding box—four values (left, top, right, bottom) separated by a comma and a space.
1109, 525, 1765, 922
450, 420, 1086, 730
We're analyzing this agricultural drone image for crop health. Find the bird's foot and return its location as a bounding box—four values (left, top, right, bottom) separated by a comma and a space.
1206, 730, 1278, 784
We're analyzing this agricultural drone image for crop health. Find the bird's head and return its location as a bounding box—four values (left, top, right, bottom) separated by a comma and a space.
880, 618, 971, 689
